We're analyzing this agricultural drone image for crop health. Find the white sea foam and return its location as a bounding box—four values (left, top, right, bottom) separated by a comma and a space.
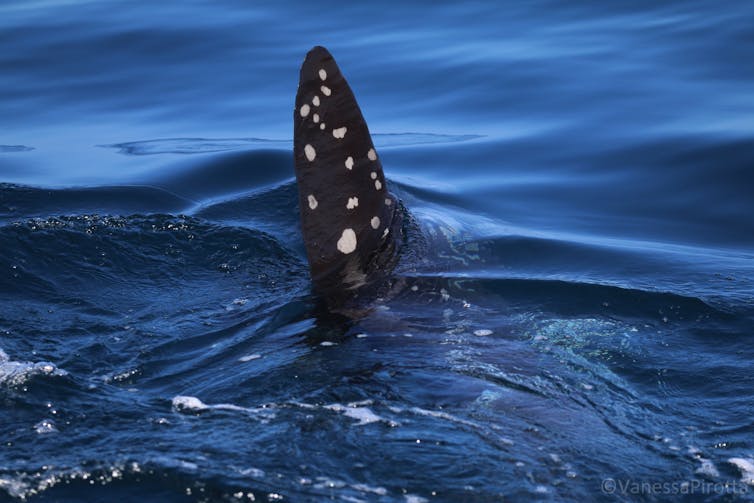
237, 467, 266, 478
324, 404, 387, 426
728, 457, 754, 485
695, 458, 720, 478
409, 406, 513, 445
171, 396, 272, 420
313, 476, 346, 489
152, 455, 198, 471
172, 395, 208, 411
0, 348, 67, 387
351, 483, 388, 495
238, 354, 262, 362
172, 395, 398, 427
34, 419, 58, 434
0, 461, 140, 500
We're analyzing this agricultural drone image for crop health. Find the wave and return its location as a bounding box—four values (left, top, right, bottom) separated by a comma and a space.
0, 183, 192, 222
102, 133, 484, 156
0, 214, 307, 314
4, 177, 751, 318
0, 145, 34, 153
0, 348, 67, 388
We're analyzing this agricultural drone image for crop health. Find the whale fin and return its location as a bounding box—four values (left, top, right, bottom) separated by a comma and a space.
293, 46, 400, 302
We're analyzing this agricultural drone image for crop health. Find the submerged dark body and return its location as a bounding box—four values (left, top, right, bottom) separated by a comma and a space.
293, 46, 402, 306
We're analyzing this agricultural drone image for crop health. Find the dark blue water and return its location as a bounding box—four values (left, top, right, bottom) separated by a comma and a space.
2, 1, 754, 501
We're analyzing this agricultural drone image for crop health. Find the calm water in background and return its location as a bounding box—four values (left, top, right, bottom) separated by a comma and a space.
1, 1, 754, 501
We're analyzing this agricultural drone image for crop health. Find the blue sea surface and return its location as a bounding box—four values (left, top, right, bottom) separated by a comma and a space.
1, 1, 754, 501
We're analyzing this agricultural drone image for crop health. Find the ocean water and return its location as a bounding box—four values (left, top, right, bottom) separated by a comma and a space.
1, 1, 753, 501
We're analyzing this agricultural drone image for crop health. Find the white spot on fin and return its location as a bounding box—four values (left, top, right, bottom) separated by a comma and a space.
347, 197, 359, 209
367, 148, 377, 161
304, 144, 316, 161
345, 156, 354, 170
370, 172, 377, 180
337, 228, 357, 254
313, 113, 320, 123
319, 68, 327, 80
321, 85, 331, 96
371, 216, 380, 229
307, 194, 318, 210
320, 123, 325, 130
332, 127, 347, 139
312, 95, 320, 106
375, 180, 382, 190
300, 104, 310, 117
